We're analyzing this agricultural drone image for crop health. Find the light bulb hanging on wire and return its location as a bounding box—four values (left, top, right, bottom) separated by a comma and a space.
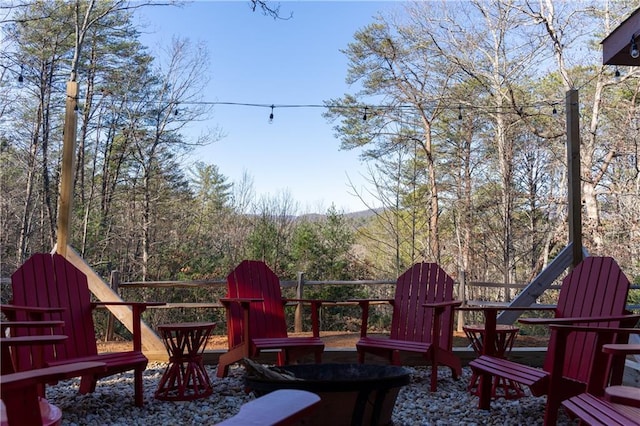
269, 105, 274, 123
363, 106, 368, 121
457, 105, 462, 120
18, 65, 23, 83
631, 35, 639, 59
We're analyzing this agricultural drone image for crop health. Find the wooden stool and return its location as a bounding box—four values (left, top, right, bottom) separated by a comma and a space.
464, 324, 524, 399
155, 322, 215, 401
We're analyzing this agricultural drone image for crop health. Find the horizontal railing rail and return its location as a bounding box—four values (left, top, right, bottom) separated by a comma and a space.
3, 273, 638, 335
107, 272, 640, 330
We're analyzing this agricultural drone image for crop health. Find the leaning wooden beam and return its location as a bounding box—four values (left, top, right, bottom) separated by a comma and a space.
62, 246, 166, 354
497, 245, 574, 325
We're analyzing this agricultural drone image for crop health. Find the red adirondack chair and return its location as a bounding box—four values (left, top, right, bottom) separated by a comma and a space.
557, 325, 640, 426
0, 309, 106, 426
216, 260, 325, 378
469, 256, 640, 425
5, 253, 159, 407
354, 262, 462, 391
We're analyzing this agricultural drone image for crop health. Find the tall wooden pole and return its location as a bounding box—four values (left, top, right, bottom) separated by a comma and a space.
56, 81, 78, 256
566, 89, 583, 267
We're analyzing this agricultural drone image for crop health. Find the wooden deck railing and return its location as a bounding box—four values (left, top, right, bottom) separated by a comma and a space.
2, 273, 638, 334
109, 272, 639, 333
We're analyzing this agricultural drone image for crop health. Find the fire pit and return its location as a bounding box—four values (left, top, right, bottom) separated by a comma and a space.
244, 363, 410, 426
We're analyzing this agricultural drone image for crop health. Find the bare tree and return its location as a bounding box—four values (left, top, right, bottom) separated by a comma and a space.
520, 0, 640, 254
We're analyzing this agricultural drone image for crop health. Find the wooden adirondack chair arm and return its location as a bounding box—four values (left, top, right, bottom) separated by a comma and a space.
92, 301, 165, 352
348, 298, 394, 304
284, 299, 328, 338
284, 298, 334, 304
350, 299, 394, 338
1, 361, 106, 390
220, 297, 264, 305
423, 300, 463, 309
457, 305, 556, 312
92, 301, 165, 309
548, 324, 640, 336
216, 389, 321, 426
603, 343, 640, 355
520, 313, 640, 325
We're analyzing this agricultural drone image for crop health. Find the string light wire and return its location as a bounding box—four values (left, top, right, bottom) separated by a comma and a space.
18, 86, 569, 117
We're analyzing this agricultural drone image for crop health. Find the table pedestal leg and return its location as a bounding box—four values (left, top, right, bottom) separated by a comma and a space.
155, 354, 213, 401
155, 323, 214, 401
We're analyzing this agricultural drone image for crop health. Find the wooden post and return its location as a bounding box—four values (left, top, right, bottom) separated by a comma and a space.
457, 270, 466, 332
566, 89, 583, 267
56, 81, 78, 257
295, 272, 304, 333
105, 270, 120, 342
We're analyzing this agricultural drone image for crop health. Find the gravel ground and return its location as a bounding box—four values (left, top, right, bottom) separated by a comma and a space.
45, 363, 578, 426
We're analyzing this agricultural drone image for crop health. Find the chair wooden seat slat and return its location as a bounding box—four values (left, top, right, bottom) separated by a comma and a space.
468, 356, 549, 394
251, 337, 325, 349
354, 262, 462, 391
469, 256, 639, 425
46, 351, 148, 373
216, 260, 325, 378
562, 393, 640, 426
356, 337, 430, 353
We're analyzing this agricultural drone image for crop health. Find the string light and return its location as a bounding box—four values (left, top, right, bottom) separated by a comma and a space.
614, 68, 621, 78
17, 65, 23, 83
38, 91, 567, 118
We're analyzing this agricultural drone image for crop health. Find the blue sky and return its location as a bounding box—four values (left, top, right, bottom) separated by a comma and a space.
136, 1, 403, 213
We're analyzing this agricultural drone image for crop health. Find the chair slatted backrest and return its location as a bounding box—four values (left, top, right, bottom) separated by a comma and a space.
543, 256, 631, 384
10, 253, 98, 370
226, 260, 288, 349
389, 262, 456, 349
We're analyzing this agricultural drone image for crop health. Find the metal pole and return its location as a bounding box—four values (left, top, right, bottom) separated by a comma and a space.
566, 89, 583, 267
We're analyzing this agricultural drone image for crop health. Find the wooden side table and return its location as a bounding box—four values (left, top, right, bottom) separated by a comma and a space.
155, 322, 215, 401
464, 324, 524, 399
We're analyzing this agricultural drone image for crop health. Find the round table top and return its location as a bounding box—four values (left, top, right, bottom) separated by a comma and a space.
463, 324, 519, 333
158, 322, 216, 331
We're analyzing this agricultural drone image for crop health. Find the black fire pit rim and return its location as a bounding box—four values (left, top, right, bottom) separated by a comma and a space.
244, 363, 411, 393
